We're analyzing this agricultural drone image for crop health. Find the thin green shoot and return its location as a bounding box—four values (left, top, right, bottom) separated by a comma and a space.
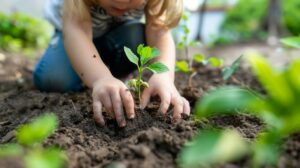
124, 44, 169, 105
222, 55, 243, 80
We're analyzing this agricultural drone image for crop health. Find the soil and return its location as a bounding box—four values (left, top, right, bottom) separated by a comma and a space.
1, 44, 300, 168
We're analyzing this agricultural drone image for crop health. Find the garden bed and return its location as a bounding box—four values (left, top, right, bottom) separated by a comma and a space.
0, 46, 300, 167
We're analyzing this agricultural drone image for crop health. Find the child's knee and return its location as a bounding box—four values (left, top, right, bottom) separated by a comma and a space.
33, 68, 81, 92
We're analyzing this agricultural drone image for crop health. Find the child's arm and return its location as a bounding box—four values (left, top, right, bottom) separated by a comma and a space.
62, 1, 134, 127
141, 24, 190, 121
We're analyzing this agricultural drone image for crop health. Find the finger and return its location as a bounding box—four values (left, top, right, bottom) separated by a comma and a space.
141, 87, 152, 109
92, 101, 105, 126
99, 93, 114, 119
110, 89, 126, 127
183, 98, 191, 116
171, 96, 184, 122
121, 88, 135, 119
158, 91, 171, 114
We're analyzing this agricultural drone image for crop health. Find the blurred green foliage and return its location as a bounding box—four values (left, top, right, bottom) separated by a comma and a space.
282, 0, 300, 36
213, 0, 300, 45
178, 129, 248, 168
0, 12, 52, 55
0, 113, 66, 168
192, 50, 300, 166
213, 0, 268, 45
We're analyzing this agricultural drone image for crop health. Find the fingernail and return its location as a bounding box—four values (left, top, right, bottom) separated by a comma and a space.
129, 114, 135, 119
119, 120, 126, 127
96, 120, 105, 127
159, 109, 166, 115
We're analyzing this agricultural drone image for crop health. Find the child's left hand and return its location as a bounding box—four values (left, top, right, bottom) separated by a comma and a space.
141, 73, 190, 122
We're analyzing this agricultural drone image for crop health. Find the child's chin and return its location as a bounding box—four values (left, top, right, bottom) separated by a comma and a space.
108, 9, 127, 16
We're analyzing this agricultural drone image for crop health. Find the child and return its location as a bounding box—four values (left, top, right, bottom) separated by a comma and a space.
33, 0, 190, 127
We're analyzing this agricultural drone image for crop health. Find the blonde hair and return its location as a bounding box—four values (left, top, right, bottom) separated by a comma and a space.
64, 0, 94, 20
145, 0, 183, 29
64, 0, 183, 28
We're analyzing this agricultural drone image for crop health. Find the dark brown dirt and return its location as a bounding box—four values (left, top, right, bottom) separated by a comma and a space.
0, 49, 300, 168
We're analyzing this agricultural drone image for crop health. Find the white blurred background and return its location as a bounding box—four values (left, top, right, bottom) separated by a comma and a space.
0, 0, 47, 18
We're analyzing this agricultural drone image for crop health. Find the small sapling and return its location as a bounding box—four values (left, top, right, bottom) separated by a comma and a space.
176, 12, 223, 88
124, 44, 169, 105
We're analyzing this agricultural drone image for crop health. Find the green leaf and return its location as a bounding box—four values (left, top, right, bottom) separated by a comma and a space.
184, 26, 190, 34
0, 144, 23, 158
177, 42, 185, 50
25, 147, 66, 168
286, 59, 300, 93
152, 48, 160, 57
137, 44, 144, 56
246, 52, 294, 106
124, 46, 139, 66
176, 61, 191, 73
196, 86, 263, 118
193, 54, 205, 63
178, 129, 248, 168
280, 37, 300, 49
16, 113, 58, 146
182, 13, 188, 21
147, 62, 169, 74
209, 57, 224, 67
222, 68, 234, 80
139, 46, 160, 65
222, 55, 243, 80
252, 132, 281, 167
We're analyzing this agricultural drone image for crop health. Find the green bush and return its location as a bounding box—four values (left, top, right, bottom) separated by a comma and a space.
213, 0, 300, 45
0, 12, 52, 54
282, 0, 300, 36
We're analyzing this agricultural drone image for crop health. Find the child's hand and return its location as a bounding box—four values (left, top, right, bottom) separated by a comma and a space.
141, 73, 190, 122
92, 76, 135, 127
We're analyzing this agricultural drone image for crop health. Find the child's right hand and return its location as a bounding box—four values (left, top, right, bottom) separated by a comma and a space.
92, 75, 135, 127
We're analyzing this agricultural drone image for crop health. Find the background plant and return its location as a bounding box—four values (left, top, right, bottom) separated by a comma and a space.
213, 0, 300, 45
0, 12, 52, 56
175, 12, 223, 87
179, 50, 300, 167
222, 55, 243, 80
176, 54, 224, 88
124, 44, 169, 104
0, 113, 66, 168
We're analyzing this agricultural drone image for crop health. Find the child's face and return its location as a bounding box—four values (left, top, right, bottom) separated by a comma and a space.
97, 0, 145, 16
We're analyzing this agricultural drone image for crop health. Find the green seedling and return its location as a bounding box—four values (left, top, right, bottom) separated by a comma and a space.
177, 54, 224, 87
183, 50, 300, 167
176, 12, 202, 67
124, 44, 169, 104
0, 113, 66, 168
176, 12, 223, 87
222, 55, 243, 80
